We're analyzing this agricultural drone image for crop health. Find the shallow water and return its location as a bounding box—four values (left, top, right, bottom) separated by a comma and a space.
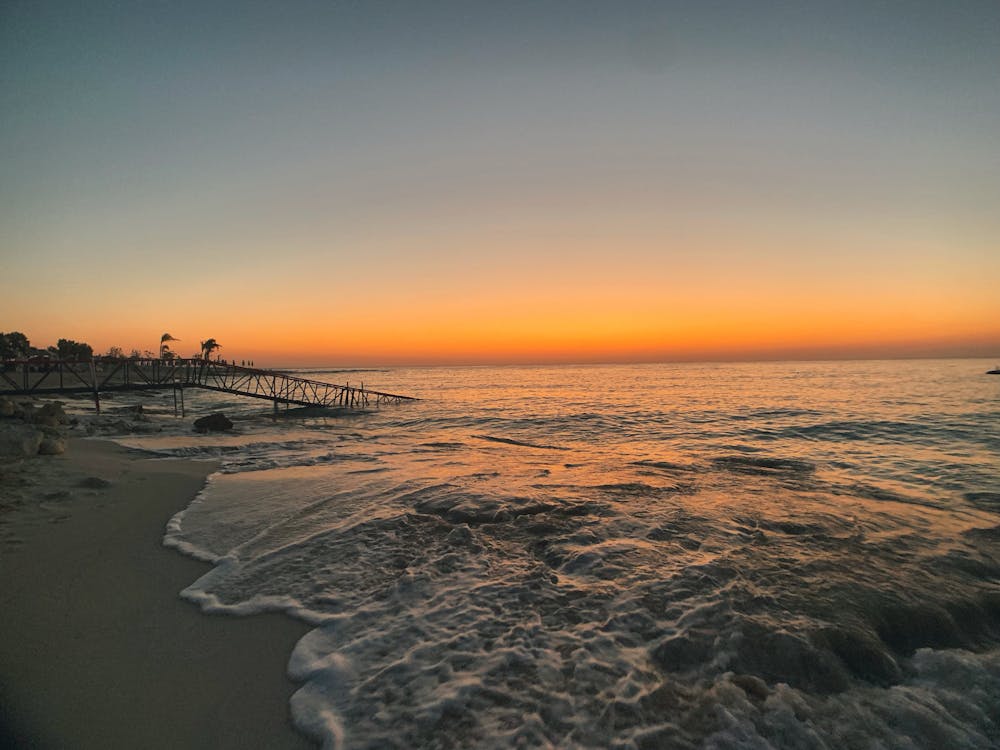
121, 360, 1000, 749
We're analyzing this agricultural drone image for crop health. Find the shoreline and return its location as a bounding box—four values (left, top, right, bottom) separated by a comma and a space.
0, 438, 313, 749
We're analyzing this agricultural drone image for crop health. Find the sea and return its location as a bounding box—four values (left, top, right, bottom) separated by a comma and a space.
112, 359, 1000, 749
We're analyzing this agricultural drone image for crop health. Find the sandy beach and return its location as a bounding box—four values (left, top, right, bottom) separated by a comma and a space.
0, 438, 313, 749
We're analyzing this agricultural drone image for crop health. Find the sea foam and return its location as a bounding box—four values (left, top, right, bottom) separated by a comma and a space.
138, 360, 1000, 748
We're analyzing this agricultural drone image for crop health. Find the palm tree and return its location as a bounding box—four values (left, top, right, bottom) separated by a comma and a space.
200, 338, 221, 360
159, 332, 180, 359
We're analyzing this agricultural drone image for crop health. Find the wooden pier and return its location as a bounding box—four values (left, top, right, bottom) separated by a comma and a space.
0, 358, 417, 414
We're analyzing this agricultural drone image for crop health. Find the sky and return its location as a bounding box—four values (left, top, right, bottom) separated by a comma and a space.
2, 1, 998, 366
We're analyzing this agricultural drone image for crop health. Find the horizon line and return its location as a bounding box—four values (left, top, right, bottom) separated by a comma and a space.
275, 353, 1000, 370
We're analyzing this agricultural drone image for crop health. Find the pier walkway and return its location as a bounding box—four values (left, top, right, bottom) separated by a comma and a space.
0, 358, 417, 413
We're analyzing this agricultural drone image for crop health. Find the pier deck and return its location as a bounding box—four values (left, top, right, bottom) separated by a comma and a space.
0, 358, 416, 413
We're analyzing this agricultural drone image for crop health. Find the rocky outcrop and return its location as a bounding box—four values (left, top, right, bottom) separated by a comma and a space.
38, 436, 67, 455
19, 403, 36, 422
36, 401, 69, 425
0, 423, 44, 459
0, 398, 71, 459
0, 398, 69, 424
193, 413, 233, 433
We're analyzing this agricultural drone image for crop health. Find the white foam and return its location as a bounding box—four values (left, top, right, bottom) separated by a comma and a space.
145, 362, 1000, 748
162, 477, 222, 563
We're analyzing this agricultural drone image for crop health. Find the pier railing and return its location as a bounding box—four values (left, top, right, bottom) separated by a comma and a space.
0, 358, 416, 413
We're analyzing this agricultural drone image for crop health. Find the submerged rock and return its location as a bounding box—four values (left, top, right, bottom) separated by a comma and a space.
78, 476, 111, 489
83, 416, 159, 435
193, 413, 233, 433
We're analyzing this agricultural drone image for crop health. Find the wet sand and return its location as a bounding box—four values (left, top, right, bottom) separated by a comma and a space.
0, 438, 313, 749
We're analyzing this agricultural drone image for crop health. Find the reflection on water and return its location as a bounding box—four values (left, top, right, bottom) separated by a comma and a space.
122, 360, 1000, 748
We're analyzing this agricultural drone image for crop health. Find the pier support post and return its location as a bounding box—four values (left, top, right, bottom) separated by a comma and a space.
89, 359, 100, 414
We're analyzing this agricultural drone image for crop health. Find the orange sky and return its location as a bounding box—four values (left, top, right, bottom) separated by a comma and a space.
5, 257, 997, 366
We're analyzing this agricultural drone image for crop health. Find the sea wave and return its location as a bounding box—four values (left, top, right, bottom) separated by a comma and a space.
173, 463, 1000, 748
474, 434, 571, 451
155, 360, 1000, 748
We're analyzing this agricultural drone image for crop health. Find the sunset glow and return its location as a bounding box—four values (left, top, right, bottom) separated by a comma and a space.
2, 2, 998, 365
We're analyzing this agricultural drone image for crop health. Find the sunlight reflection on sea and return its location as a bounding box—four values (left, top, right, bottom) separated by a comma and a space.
118, 360, 1000, 749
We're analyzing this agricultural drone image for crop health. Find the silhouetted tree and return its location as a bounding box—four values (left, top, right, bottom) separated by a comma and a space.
200, 338, 221, 360
56, 339, 93, 361
160, 332, 179, 359
105, 346, 125, 358
0, 331, 31, 360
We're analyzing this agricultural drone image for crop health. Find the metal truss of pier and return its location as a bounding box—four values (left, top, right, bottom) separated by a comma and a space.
0, 358, 417, 414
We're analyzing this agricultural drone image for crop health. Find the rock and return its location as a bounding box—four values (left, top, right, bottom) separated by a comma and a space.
34, 415, 61, 428
38, 436, 66, 455
36, 401, 68, 424
0, 423, 43, 459
193, 413, 233, 433
13, 402, 35, 421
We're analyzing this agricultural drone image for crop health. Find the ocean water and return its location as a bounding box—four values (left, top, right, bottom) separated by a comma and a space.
118, 360, 1000, 749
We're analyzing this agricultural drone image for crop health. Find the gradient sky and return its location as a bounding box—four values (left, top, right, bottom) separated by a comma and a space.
2, 1, 998, 366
